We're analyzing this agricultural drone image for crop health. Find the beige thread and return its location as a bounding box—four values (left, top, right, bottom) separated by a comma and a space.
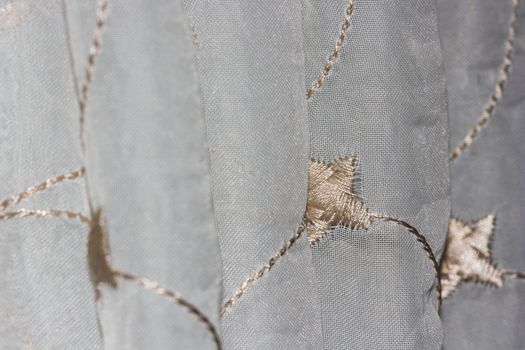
370, 213, 442, 307
303, 156, 441, 308
450, 0, 520, 161
87, 208, 117, 300
306, 0, 357, 99
441, 214, 525, 298
220, 221, 305, 318
83, 209, 222, 348
4, 0, 221, 343
0, 209, 90, 224
79, 0, 109, 149
114, 270, 223, 350
503, 270, 525, 280
304, 156, 370, 245
0, 168, 85, 212
0, 204, 221, 346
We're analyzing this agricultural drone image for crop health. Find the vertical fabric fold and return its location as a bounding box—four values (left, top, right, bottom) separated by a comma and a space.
0, 1, 101, 348
184, 1, 323, 349
68, 0, 224, 348
437, 1, 525, 348
302, 0, 450, 348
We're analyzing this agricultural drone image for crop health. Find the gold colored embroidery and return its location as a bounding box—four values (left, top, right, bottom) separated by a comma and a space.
220, 221, 305, 318
306, 0, 357, 99
304, 156, 441, 305
371, 213, 442, 306
441, 214, 525, 298
222, 156, 442, 317
87, 208, 117, 300
78, 0, 109, 149
0, 168, 85, 211
450, 0, 520, 161
84, 209, 222, 348
115, 270, 222, 350
304, 156, 370, 244
0, 209, 89, 223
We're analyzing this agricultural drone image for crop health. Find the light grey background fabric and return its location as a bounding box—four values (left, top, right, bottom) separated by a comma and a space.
71, 0, 224, 349
437, 1, 525, 349
1, 0, 523, 349
184, 1, 323, 349
303, 0, 450, 349
0, 1, 101, 348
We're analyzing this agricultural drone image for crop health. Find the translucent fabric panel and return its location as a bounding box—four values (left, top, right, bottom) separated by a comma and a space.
184, 1, 323, 349
303, 0, 450, 348
0, 1, 101, 348
67, 0, 224, 348
437, 0, 525, 349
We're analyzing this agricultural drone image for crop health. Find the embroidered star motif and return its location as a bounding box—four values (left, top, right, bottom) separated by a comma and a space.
304, 156, 370, 245
440, 214, 505, 298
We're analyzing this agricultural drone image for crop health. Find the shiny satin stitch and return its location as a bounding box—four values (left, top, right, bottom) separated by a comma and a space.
304, 155, 442, 306
304, 156, 370, 245
441, 214, 525, 298
87, 208, 117, 300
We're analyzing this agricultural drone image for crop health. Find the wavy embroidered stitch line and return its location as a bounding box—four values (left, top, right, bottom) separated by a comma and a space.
0, 205, 222, 348
0, 209, 89, 224
220, 221, 305, 318
0, 168, 85, 212
306, 0, 357, 99
114, 269, 223, 350
371, 214, 442, 306
449, 0, 520, 161
87, 209, 222, 349
78, 0, 109, 149
304, 156, 442, 306
222, 156, 442, 317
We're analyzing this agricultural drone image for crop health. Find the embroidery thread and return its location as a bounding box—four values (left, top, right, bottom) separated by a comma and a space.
304, 156, 370, 244
0, 168, 85, 211
85, 209, 223, 349
220, 221, 305, 318
87, 208, 117, 299
115, 269, 223, 350
449, 0, 520, 161
304, 156, 442, 306
78, 0, 110, 149
306, 0, 357, 99
441, 214, 525, 298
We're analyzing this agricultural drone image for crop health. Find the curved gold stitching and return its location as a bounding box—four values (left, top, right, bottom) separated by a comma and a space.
370, 213, 442, 308
114, 270, 223, 350
219, 221, 305, 318
450, 0, 520, 161
0, 209, 90, 224
79, 0, 109, 149
306, 0, 357, 99
0, 168, 85, 212
441, 215, 525, 299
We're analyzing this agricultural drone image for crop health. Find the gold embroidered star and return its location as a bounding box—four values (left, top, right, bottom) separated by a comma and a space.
304, 156, 371, 245
440, 214, 505, 298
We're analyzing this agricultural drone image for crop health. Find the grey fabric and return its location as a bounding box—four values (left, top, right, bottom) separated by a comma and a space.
302, 0, 450, 348
0, 1, 102, 348
1, 0, 524, 349
437, 1, 525, 349
184, 1, 323, 349
72, 0, 224, 349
